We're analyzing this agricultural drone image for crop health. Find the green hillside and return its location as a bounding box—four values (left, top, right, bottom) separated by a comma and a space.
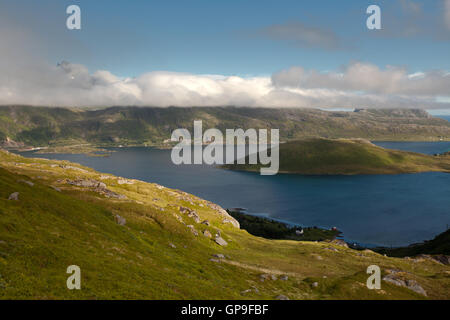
223, 138, 450, 175
0, 149, 449, 299
376, 229, 450, 258
1, 106, 450, 150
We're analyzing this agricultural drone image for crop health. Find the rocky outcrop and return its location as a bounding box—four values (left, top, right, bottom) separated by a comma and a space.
117, 178, 134, 185
114, 214, 126, 226
187, 225, 199, 236
17, 180, 34, 187
214, 236, 228, 246
58, 164, 89, 173
206, 202, 240, 229
8, 192, 19, 200
203, 230, 212, 238
328, 239, 349, 248
66, 179, 126, 199
179, 206, 201, 223
1, 137, 24, 149
67, 179, 106, 188
382, 269, 427, 296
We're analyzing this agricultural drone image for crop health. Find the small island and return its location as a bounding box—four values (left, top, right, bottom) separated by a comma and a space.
223, 138, 450, 175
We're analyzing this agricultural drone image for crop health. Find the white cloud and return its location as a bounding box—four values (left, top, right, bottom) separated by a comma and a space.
0, 22, 449, 110
0, 59, 449, 110
272, 63, 450, 96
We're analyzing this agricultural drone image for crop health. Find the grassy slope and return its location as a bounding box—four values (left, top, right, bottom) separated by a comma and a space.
224, 138, 450, 175
0, 150, 449, 299
1, 106, 450, 148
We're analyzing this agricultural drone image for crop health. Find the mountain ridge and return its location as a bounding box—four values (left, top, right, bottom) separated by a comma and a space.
1, 106, 449, 149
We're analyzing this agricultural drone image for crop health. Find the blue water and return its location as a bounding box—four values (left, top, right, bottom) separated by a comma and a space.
437, 115, 450, 122
18, 141, 450, 247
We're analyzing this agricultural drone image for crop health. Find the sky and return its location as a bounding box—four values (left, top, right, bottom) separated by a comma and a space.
1, 0, 450, 111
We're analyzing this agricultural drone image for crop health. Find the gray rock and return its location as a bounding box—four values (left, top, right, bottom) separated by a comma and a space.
8, 192, 19, 201
276, 295, 289, 300
270, 275, 278, 281
50, 186, 61, 192
187, 225, 199, 236
117, 178, 134, 185
67, 179, 106, 189
169, 242, 177, 249
312, 282, 319, 288
260, 274, 269, 281
203, 230, 212, 238
405, 280, 427, 296
201, 220, 210, 226
280, 275, 289, 281
330, 239, 349, 248
18, 180, 34, 187
252, 286, 260, 294
383, 274, 427, 296
115, 214, 126, 226
213, 254, 225, 259
215, 236, 228, 246
432, 255, 450, 265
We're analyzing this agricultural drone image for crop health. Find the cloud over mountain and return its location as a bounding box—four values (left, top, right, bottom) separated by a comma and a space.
0, 59, 449, 110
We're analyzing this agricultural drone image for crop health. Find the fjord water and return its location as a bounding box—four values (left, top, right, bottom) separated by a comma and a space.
20, 140, 450, 247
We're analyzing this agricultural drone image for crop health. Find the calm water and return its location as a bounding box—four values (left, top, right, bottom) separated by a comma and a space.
19, 139, 450, 247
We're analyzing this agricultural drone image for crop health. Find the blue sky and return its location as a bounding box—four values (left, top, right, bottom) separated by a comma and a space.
3, 0, 449, 76
0, 0, 449, 109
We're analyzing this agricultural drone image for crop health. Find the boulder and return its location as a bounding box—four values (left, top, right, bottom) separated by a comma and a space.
405, 280, 427, 296
433, 255, 450, 265
18, 180, 34, 187
67, 179, 106, 189
276, 295, 289, 300
215, 236, 228, 246
329, 239, 349, 248
382, 272, 427, 296
203, 230, 212, 238
114, 214, 126, 226
187, 225, 199, 236
8, 192, 19, 201
213, 254, 225, 259
117, 178, 134, 185
50, 186, 61, 192
280, 275, 289, 281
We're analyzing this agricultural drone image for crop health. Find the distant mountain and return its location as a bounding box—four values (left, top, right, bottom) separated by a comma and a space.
1, 105, 449, 148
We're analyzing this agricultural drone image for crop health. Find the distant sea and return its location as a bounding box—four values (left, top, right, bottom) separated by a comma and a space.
437, 115, 450, 122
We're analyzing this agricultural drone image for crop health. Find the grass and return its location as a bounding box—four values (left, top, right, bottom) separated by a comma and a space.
0, 149, 449, 299
223, 138, 450, 175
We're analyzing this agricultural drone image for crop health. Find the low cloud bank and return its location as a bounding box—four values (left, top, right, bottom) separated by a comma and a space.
1, 60, 449, 110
